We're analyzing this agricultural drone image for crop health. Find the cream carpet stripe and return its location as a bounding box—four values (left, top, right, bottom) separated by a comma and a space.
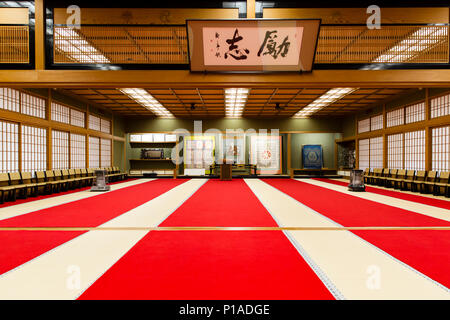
0, 178, 153, 222
245, 179, 450, 300
0, 179, 206, 300
299, 179, 450, 222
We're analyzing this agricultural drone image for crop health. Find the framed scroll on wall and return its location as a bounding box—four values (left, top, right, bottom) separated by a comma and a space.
223, 134, 245, 164
302, 145, 323, 169
250, 135, 282, 174
183, 135, 215, 175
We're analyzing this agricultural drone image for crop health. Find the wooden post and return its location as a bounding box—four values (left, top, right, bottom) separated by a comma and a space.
111, 114, 114, 168
85, 104, 90, 168
425, 88, 432, 171
34, 0, 45, 70
85, 134, 89, 169
382, 104, 388, 168
174, 135, 179, 179
47, 128, 52, 170
18, 122, 22, 172
247, 0, 256, 18
287, 133, 292, 178
47, 89, 52, 170
334, 140, 338, 170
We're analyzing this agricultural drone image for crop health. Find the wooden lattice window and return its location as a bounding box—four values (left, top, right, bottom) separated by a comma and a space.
100, 138, 111, 167
21, 125, 46, 173
88, 136, 100, 168
405, 102, 425, 124
387, 133, 404, 169
100, 118, 111, 134
430, 93, 450, 119
370, 114, 383, 131
70, 108, 85, 127
0, 88, 20, 112
70, 133, 86, 169
387, 108, 405, 128
358, 138, 370, 170
358, 118, 370, 133
0, 120, 19, 173
20, 92, 46, 119
404, 130, 426, 170
52, 130, 69, 170
88, 115, 101, 131
51, 102, 70, 124
369, 136, 383, 168
432, 126, 450, 171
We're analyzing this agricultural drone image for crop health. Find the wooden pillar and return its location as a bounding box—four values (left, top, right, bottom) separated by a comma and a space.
34, 0, 45, 70
18, 122, 22, 172
85, 104, 89, 168
174, 135, 179, 179
47, 89, 52, 170
334, 140, 338, 170
247, 0, 256, 18
287, 133, 292, 178
355, 138, 359, 169
111, 114, 114, 168
85, 134, 89, 169
123, 136, 126, 173
47, 128, 52, 170
425, 88, 432, 171
382, 104, 388, 168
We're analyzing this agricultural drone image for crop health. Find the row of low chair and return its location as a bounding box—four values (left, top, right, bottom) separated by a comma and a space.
0, 167, 127, 204
363, 168, 450, 197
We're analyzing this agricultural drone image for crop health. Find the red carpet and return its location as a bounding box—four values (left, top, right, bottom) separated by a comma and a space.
0, 179, 187, 275
264, 179, 450, 288
314, 178, 450, 210
79, 179, 335, 300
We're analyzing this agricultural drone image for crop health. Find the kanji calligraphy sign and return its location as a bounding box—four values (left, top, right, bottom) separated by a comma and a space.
187, 19, 321, 72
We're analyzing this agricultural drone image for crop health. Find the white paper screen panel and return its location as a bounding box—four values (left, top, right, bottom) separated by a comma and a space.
0, 120, 19, 173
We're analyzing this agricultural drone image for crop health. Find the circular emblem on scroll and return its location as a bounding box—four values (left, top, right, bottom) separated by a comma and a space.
262, 150, 272, 160
307, 151, 318, 162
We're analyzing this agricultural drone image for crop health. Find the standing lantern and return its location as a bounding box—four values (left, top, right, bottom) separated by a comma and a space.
90, 169, 111, 192
348, 169, 365, 192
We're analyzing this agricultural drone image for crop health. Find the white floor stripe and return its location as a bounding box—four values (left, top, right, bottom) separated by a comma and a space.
299, 179, 450, 222
0, 179, 206, 300
245, 179, 450, 300
0, 179, 153, 222
332, 178, 450, 202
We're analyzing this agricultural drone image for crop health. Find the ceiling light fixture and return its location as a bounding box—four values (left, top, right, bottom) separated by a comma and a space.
293, 88, 357, 118
292, 26, 448, 118
54, 28, 110, 64
119, 88, 174, 118
372, 26, 448, 63
224, 88, 249, 118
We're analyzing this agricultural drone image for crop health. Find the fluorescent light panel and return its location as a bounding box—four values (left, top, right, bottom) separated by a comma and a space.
293, 26, 448, 118
225, 88, 249, 118
373, 26, 448, 63
293, 88, 356, 118
119, 88, 174, 118
54, 28, 110, 64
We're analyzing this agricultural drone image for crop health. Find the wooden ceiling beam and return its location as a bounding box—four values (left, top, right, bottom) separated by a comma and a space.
4, 70, 450, 88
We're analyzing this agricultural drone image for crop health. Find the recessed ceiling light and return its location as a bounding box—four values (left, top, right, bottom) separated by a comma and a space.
119, 88, 174, 118
54, 28, 110, 64
293, 88, 356, 118
373, 26, 448, 63
224, 88, 249, 118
